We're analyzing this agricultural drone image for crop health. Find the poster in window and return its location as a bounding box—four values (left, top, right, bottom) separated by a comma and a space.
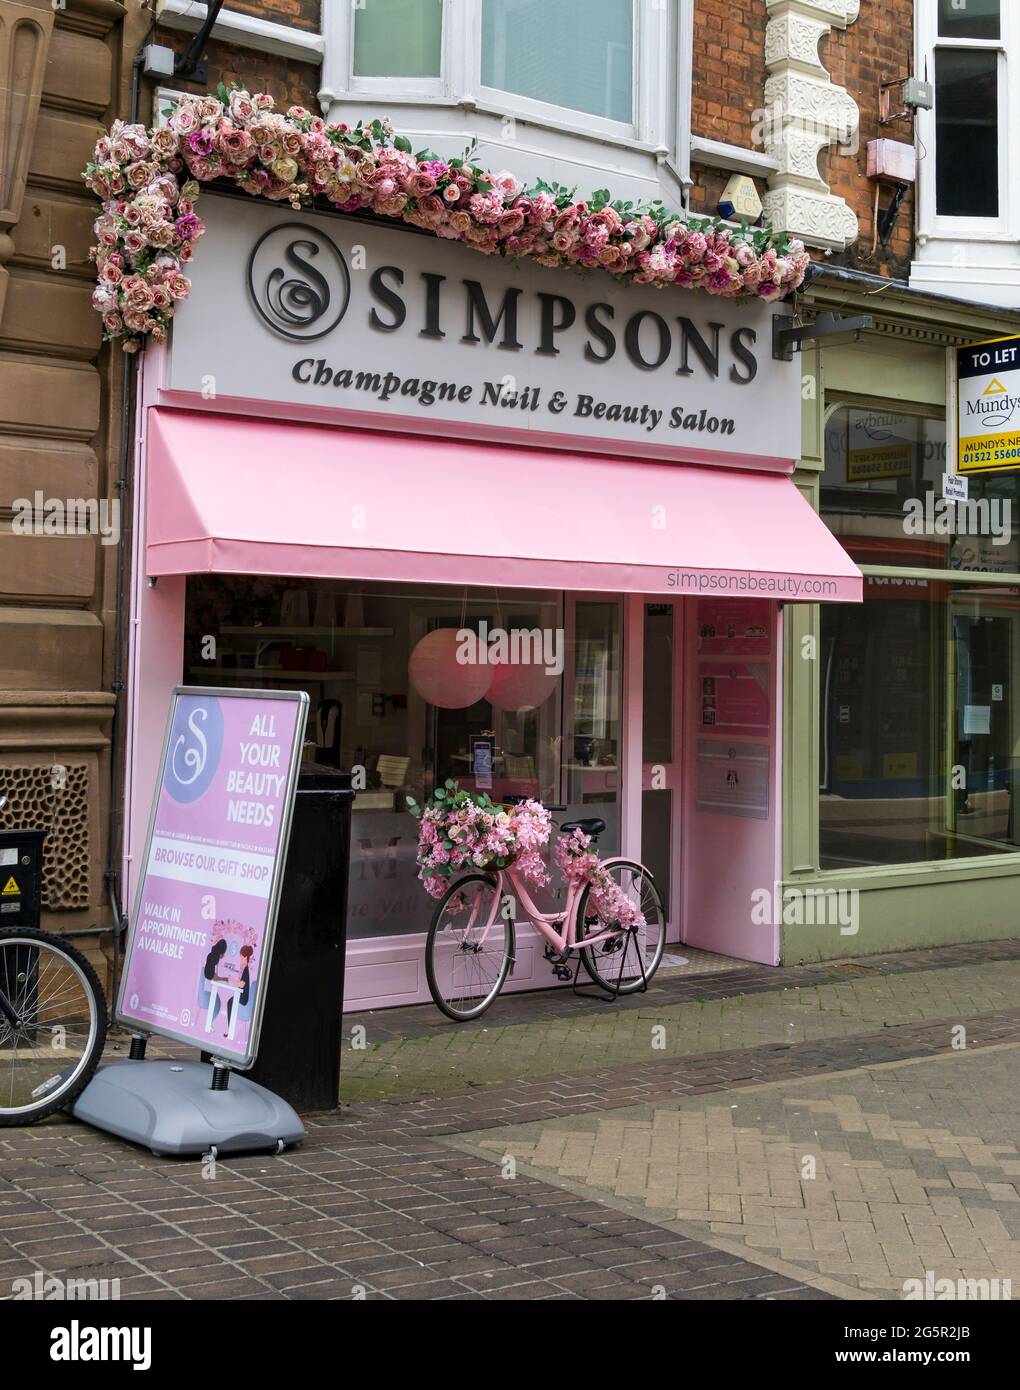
695, 741, 769, 819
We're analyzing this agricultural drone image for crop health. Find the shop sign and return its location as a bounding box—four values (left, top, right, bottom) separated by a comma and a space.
846, 445, 912, 483
954, 335, 1020, 475
166, 195, 801, 467
117, 687, 307, 1068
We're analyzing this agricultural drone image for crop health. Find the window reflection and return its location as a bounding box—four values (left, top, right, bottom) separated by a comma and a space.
820, 587, 1020, 867
822, 406, 1019, 574
184, 579, 622, 939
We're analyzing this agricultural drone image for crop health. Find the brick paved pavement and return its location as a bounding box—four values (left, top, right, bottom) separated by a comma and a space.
1, 938, 1018, 1301
341, 955, 1020, 1100
457, 1045, 1020, 1300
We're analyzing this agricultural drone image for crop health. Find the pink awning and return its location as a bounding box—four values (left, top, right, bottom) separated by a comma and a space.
146, 409, 862, 603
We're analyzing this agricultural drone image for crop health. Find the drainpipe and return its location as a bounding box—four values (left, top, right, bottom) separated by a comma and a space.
104, 5, 228, 999
103, 18, 159, 999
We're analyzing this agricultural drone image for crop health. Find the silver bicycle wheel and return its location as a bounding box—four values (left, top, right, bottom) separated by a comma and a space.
425, 875, 513, 1021
0, 928, 107, 1125
577, 861, 666, 995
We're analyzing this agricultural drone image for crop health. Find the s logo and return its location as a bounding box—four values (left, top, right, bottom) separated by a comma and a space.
164, 698, 223, 804
247, 222, 350, 341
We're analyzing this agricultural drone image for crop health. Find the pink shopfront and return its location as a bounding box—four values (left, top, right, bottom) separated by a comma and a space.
123, 192, 862, 1009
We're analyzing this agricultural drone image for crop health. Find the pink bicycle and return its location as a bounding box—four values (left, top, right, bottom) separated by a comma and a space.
425, 813, 666, 1021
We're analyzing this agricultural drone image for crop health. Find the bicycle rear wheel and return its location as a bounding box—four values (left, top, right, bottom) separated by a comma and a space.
0, 927, 108, 1125
577, 861, 666, 995
425, 875, 513, 1021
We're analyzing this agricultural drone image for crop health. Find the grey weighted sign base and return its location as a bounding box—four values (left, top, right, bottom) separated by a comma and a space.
72, 1059, 305, 1157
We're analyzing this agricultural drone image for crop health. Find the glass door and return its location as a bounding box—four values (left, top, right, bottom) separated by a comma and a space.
946, 593, 1020, 850
560, 598, 623, 854
641, 601, 682, 941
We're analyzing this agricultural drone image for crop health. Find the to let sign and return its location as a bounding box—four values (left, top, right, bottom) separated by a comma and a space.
117, 687, 307, 1068
955, 335, 1020, 475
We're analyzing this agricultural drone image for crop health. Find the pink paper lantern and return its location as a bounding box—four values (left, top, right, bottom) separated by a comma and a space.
408, 628, 492, 710
485, 660, 560, 713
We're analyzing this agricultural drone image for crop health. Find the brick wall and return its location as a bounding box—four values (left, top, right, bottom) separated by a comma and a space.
155, 33, 321, 116
690, 0, 918, 277
228, 0, 319, 33
821, 2, 916, 277
691, 0, 768, 153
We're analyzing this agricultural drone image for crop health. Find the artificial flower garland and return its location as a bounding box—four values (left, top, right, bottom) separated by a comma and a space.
83, 85, 810, 354
555, 827, 647, 932
405, 783, 552, 900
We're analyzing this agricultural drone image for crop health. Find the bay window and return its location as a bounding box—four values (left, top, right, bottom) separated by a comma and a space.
480, 0, 634, 128
321, 0, 692, 207
353, 0, 444, 78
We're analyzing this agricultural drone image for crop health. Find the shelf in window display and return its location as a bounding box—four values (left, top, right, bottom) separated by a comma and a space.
218, 627, 394, 638
188, 666, 355, 680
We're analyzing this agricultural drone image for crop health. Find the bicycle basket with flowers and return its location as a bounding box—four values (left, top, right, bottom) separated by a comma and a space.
555, 827, 647, 931
405, 781, 552, 899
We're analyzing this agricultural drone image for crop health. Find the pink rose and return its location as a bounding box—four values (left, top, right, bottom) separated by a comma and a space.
150, 127, 178, 158
229, 90, 256, 123
218, 128, 254, 163
169, 104, 199, 136
407, 171, 437, 197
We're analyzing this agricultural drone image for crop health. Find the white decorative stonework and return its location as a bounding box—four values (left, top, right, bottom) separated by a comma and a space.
761, 0, 861, 251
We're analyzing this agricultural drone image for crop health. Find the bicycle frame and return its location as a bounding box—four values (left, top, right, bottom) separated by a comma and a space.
467, 855, 638, 958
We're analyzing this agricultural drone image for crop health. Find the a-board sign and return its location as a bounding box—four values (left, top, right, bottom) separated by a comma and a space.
117, 687, 308, 1068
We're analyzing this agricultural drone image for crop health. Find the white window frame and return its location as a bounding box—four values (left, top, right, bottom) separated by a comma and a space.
321, 0, 690, 164
915, 0, 1016, 243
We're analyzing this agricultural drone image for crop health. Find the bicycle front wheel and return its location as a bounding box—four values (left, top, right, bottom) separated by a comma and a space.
0, 927, 108, 1125
577, 861, 666, 995
425, 874, 513, 1021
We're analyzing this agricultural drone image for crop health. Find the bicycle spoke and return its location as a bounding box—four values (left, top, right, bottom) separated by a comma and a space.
427, 877, 511, 1020
0, 934, 102, 1119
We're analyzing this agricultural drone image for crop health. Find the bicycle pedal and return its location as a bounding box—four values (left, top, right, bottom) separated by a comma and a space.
553, 964, 572, 981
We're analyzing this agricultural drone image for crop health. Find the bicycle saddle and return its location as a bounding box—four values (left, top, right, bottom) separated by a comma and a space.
559, 817, 606, 838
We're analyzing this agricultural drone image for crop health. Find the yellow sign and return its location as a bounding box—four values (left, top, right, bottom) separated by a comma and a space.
835, 755, 865, 780
883, 752, 918, 779
1, 875, 20, 896
956, 334, 1020, 474
847, 444, 913, 483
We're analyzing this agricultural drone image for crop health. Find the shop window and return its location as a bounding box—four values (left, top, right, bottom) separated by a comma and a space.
353, 0, 443, 78
821, 405, 1020, 575
819, 586, 1020, 868
184, 578, 621, 943
480, 0, 634, 126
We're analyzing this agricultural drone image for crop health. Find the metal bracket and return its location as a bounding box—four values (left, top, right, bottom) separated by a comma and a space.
773, 312, 875, 362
